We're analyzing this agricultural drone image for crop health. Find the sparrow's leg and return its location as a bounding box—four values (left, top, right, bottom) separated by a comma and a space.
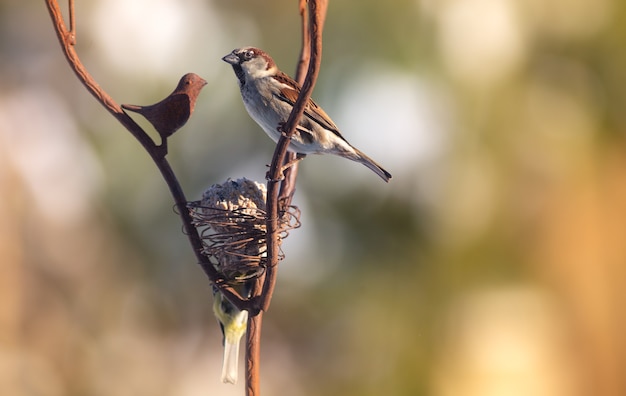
266, 153, 305, 182
277, 121, 290, 138
278, 123, 313, 145
279, 153, 305, 174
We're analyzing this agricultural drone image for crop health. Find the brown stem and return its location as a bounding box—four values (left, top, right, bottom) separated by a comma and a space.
244, 2, 328, 395
245, 311, 262, 396
67, 0, 76, 44
277, 0, 310, 207
296, 0, 312, 84
43, 0, 247, 309
261, 0, 328, 313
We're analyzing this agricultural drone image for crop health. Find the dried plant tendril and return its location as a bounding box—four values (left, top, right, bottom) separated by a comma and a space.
188, 178, 300, 283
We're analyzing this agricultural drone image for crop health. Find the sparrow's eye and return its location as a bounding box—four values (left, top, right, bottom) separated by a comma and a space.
243, 50, 255, 60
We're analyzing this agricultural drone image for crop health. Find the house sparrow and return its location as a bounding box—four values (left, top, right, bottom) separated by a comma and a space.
222, 47, 392, 182
122, 73, 207, 155
212, 285, 249, 384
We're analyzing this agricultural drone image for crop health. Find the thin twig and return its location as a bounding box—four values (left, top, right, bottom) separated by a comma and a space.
276, 0, 310, 209
296, 0, 311, 83
67, 0, 75, 44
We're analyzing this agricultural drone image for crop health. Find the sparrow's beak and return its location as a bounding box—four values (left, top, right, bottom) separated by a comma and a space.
222, 53, 240, 65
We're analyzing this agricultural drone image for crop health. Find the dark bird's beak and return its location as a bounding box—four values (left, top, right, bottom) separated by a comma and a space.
222, 52, 240, 65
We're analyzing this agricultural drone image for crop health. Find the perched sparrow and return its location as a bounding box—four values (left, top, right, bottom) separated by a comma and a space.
222, 47, 392, 182
122, 73, 207, 155
212, 286, 249, 384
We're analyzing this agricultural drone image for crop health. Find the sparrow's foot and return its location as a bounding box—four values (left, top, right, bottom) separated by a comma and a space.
277, 122, 291, 138
266, 153, 305, 181
265, 169, 285, 182
279, 153, 305, 174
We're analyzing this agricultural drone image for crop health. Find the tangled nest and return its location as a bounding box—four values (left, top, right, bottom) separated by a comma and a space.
187, 178, 300, 282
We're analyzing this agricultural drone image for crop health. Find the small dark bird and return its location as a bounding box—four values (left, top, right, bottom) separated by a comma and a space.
122, 73, 207, 155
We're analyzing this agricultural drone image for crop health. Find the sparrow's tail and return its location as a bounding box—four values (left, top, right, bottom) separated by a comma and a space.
353, 149, 392, 182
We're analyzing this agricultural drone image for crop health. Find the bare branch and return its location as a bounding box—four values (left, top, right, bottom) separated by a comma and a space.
68, 0, 76, 44
261, 0, 328, 313
277, 0, 311, 211
245, 311, 263, 396
44, 0, 248, 310
244, 2, 328, 395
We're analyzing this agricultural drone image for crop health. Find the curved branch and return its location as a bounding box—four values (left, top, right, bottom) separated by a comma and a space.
276, 0, 311, 209
44, 0, 246, 308
261, 0, 328, 313
244, 2, 328, 395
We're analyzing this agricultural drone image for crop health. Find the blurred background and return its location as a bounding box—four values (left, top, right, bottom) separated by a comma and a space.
1, 0, 625, 395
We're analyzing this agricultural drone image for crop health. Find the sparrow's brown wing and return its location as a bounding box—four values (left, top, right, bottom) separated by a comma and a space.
273, 72, 348, 141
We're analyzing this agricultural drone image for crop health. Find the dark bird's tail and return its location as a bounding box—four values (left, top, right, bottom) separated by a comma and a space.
121, 103, 144, 113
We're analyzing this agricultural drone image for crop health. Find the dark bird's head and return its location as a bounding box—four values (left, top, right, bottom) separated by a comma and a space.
121, 72, 208, 152
175, 73, 208, 97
